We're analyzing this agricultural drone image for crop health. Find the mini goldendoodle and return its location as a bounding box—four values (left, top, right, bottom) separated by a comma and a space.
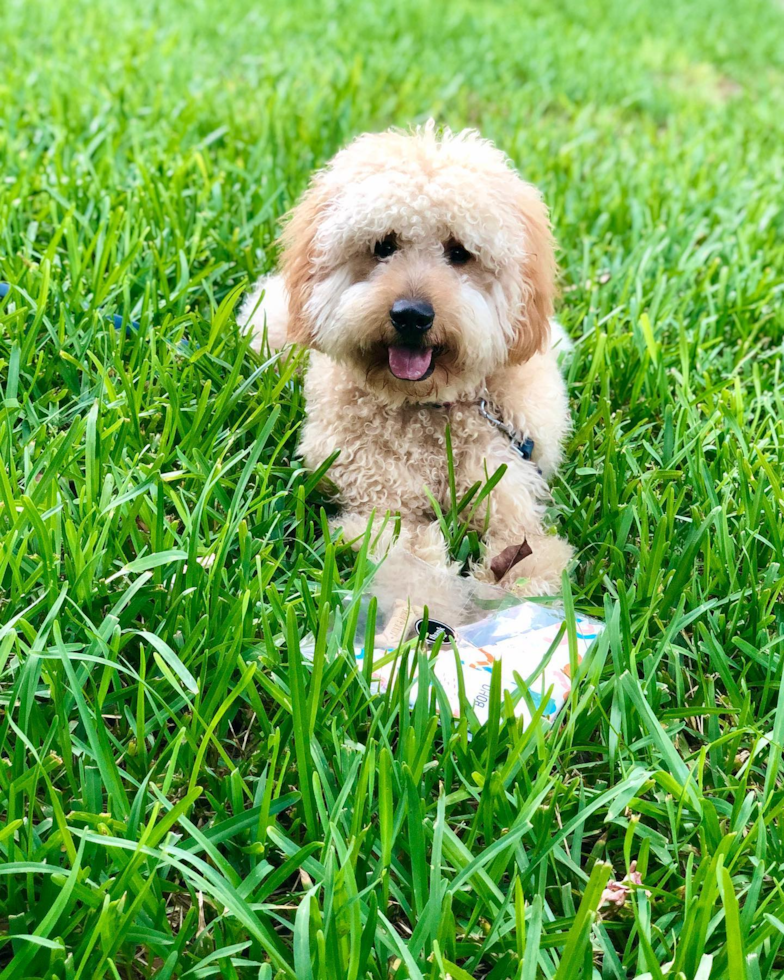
242, 124, 573, 594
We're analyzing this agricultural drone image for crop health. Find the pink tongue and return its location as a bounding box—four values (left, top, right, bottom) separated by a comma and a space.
388, 346, 433, 381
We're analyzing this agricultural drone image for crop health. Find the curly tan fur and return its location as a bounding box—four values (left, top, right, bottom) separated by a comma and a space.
241, 123, 574, 595
279, 182, 332, 345
508, 181, 557, 364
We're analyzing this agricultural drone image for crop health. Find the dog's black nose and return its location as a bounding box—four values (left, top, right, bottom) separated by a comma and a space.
390, 299, 434, 333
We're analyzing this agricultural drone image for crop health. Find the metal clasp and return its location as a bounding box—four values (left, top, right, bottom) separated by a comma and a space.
477, 398, 535, 462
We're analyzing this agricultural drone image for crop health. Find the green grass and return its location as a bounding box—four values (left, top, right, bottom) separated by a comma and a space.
2, 0, 784, 976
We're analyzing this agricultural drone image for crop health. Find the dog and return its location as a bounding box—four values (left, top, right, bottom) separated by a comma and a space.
241, 123, 573, 595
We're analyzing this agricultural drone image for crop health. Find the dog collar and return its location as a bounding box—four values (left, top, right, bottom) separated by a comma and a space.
422, 396, 535, 462
477, 397, 535, 462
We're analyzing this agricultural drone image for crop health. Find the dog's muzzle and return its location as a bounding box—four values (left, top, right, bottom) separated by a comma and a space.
387, 298, 436, 381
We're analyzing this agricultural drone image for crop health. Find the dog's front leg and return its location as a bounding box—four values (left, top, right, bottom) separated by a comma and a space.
331, 510, 453, 570
471, 470, 573, 596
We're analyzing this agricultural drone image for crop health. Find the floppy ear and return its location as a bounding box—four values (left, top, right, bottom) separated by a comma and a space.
508, 183, 557, 364
280, 179, 331, 346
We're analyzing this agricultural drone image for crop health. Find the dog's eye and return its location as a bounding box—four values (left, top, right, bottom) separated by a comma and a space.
446, 242, 472, 266
374, 235, 398, 259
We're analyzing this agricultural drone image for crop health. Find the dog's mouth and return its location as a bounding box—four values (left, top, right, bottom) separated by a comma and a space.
387, 344, 436, 381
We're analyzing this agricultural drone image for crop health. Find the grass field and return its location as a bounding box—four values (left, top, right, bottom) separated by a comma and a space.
2, 0, 784, 976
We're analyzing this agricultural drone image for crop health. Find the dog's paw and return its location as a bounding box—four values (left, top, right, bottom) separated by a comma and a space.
332, 513, 453, 569
486, 533, 573, 596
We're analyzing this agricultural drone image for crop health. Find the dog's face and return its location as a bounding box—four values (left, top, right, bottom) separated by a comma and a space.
281, 126, 556, 404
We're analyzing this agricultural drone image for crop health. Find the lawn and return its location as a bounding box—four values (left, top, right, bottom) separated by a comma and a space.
2, 0, 784, 976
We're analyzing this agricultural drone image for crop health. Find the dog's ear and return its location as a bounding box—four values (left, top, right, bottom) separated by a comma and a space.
508, 183, 557, 364
280, 179, 331, 346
